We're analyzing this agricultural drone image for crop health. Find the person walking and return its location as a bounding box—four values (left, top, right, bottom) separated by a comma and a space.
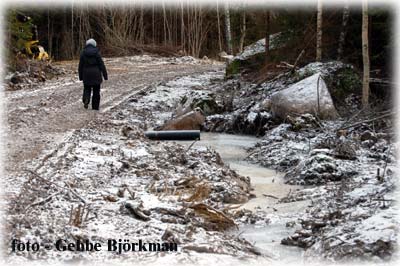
78, 38, 108, 110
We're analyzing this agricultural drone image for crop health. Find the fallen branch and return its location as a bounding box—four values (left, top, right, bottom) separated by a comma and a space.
262, 194, 279, 199
340, 112, 395, 130
186, 140, 198, 153
381, 142, 392, 180
189, 203, 236, 230
124, 202, 151, 221
337, 107, 366, 131
24, 169, 87, 203
64, 182, 87, 204
291, 49, 306, 72
183, 245, 221, 254
25, 191, 61, 212
277, 61, 294, 69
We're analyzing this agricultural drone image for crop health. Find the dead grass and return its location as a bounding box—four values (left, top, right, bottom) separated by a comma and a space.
190, 203, 236, 231
185, 183, 211, 202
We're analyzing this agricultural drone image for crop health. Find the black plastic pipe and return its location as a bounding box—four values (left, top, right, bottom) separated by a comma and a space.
144, 130, 200, 141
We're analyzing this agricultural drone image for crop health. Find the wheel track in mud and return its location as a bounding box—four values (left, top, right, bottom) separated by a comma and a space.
4, 57, 223, 195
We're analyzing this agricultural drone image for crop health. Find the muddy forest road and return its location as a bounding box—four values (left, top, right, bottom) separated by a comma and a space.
5, 56, 223, 194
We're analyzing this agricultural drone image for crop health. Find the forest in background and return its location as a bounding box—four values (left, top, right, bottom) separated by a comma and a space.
3, 2, 398, 263
5, 3, 392, 65
4, 2, 394, 106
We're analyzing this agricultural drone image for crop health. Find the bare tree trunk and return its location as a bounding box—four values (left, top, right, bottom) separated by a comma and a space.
362, 0, 370, 107
265, 10, 270, 64
216, 1, 222, 52
224, 2, 233, 55
239, 9, 246, 53
180, 1, 185, 52
47, 8, 51, 56
337, 2, 350, 60
162, 2, 167, 45
71, 3, 74, 58
139, 4, 144, 44
316, 0, 323, 61
152, 4, 155, 46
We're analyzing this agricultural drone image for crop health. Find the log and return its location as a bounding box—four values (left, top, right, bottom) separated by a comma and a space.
124, 202, 151, 221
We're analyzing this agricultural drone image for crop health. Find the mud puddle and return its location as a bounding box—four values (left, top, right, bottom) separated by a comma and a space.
180, 132, 307, 262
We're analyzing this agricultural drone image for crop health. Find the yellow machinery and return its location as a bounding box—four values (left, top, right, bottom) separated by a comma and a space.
24, 40, 49, 60
16, 13, 49, 61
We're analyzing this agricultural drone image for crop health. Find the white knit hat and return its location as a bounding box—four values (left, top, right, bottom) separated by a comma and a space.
86, 38, 97, 47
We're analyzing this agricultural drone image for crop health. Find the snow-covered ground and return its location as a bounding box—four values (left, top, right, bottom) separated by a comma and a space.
204, 61, 398, 263
233, 32, 283, 61
4, 55, 398, 265
4, 60, 272, 265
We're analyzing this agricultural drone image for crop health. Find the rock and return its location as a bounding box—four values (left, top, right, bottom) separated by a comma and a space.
261, 99, 272, 111
281, 229, 316, 248
175, 93, 220, 117
159, 107, 205, 130
119, 125, 136, 138
270, 73, 339, 120
218, 51, 233, 61
225, 33, 284, 77
360, 130, 377, 142
122, 201, 150, 221
193, 97, 220, 116
10, 72, 29, 84
334, 137, 357, 160
286, 114, 319, 131
233, 33, 283, 61
285, 151, 357, 185
203, 114, 232, 133
286, 221, 296, 228
104, 195, 118, 202
161, 228, 181, 243
222, 193, 248, 204
295, 61, 362, 114
361, 140, 375, 148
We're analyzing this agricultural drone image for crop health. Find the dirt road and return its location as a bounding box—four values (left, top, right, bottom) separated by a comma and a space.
4, 56, 264, 264
5, 55, 223, 193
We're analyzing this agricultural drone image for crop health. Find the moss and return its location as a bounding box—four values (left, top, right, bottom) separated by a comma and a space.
191, 97, 220, 115
337, 68, 362, 95
326, 68, 362, 101
226, 59, 241, 77
180, 95, 188, 105
297, 69, 314, 81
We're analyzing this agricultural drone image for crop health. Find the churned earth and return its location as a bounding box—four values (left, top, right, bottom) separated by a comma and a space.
2, 54, 398, 266
4, 55, 221, 192
3, 55, 273, 265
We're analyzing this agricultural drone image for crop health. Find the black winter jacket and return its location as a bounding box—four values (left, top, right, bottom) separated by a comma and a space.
78, 45, 108, 86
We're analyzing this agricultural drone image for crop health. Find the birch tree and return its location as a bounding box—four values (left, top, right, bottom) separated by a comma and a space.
362, 0, 370, 107
337, 1, 350, 60
239, 9, 246, 53
265, 10, 270, 64
216, 1, 222, 52
316, 0, 323, 61
224, 2, 233, 55
180, 1, 185, 52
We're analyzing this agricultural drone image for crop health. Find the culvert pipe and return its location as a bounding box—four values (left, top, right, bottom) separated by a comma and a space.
144, 130, 200, 141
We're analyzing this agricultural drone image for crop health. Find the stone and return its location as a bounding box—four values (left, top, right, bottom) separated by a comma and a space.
270, 73, 339, 120
159, 108, 205, 130
192, 97, 220, 116
10, 72, 29, 84
360, 130, 377, 142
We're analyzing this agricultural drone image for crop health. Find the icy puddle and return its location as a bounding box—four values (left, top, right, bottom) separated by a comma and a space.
179, 132, 307, 262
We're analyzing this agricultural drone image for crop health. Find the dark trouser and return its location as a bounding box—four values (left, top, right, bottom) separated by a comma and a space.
83, 84, 101, 110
